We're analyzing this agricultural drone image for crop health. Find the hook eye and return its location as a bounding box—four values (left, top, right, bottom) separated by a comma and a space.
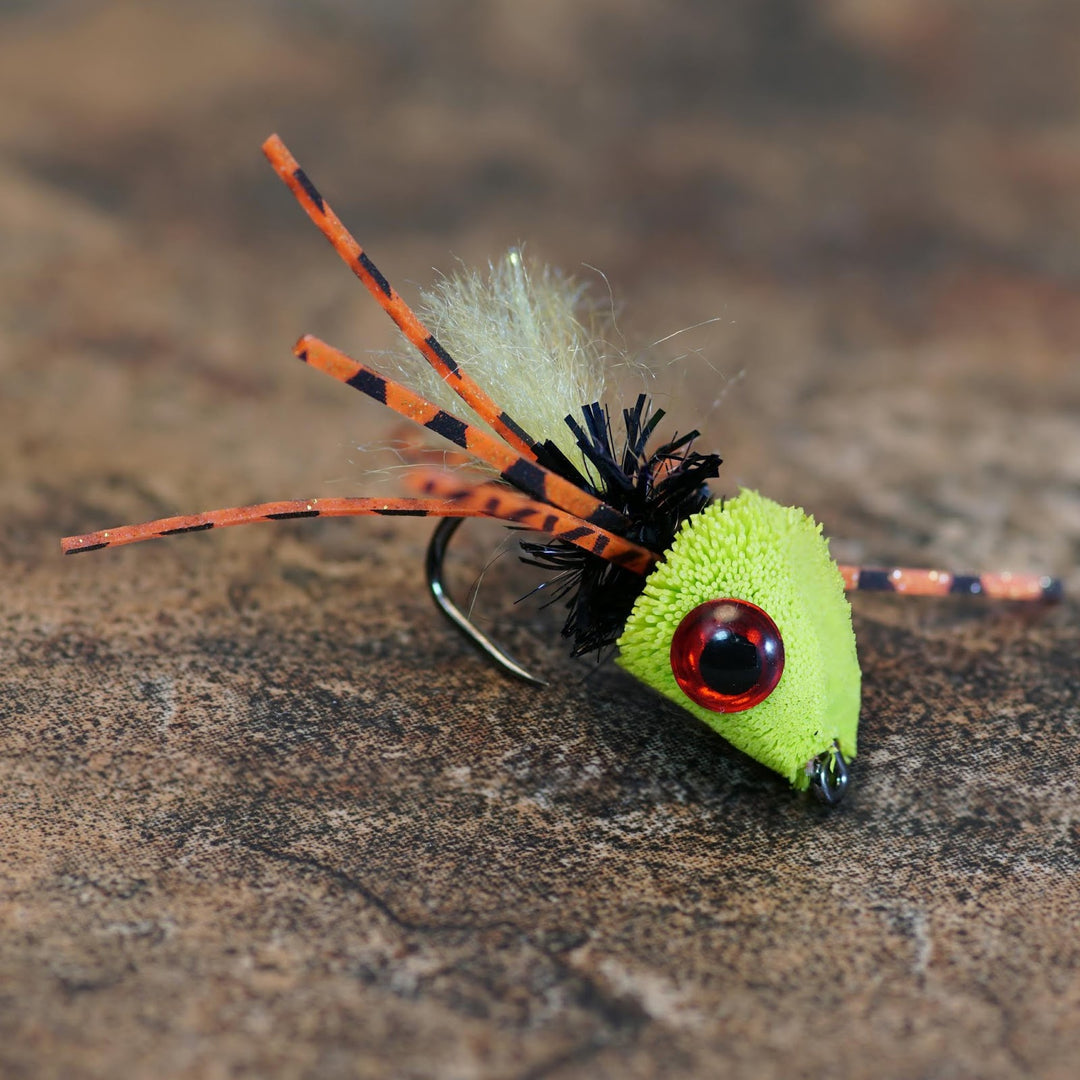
806, 742, 850, 805
426, 518, 547, 687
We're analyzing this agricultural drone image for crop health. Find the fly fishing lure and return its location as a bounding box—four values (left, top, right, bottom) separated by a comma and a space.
63, 135, 1062, 804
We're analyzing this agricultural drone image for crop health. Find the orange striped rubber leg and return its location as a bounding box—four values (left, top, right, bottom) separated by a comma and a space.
838, 566, 1063, 601
405, 469, 659, 575
261, 134, 536, 459
383, 421, 477, 469
296, 335, 632, 535
61, 498, 487, 555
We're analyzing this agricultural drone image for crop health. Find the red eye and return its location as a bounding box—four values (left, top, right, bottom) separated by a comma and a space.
670, 599, 784, 712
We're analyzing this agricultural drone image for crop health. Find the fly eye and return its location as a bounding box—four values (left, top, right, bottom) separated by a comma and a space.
669, 599, 785, 713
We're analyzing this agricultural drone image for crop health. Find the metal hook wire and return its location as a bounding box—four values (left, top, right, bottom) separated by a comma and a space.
426, 518, 547, 687
806, 741, 850, 805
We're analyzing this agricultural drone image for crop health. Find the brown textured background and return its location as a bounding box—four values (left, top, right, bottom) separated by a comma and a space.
2, 2, 1079, 1078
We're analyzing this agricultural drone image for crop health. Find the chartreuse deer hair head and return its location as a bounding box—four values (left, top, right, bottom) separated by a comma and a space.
617, 491, 860, 792
62, 135, 1061, 805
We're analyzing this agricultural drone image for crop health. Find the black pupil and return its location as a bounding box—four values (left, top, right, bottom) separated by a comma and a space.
698, 629, 761, 696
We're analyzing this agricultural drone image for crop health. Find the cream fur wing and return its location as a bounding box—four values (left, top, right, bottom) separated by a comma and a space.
382, 249, 615, 469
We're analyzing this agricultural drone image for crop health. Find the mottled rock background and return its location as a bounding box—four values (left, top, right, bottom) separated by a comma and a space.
1, 2, 1078, 1078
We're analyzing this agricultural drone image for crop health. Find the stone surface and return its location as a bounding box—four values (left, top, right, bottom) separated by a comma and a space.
1, 3, 1078, 1078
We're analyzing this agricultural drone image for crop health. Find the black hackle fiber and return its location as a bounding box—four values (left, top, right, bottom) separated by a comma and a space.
523, 395, 721, 656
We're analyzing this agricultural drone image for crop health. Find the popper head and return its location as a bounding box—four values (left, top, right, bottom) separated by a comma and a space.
617, 490, 861, 790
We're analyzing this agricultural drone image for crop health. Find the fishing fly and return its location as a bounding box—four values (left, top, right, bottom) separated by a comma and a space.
62, 135, 1062, 804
